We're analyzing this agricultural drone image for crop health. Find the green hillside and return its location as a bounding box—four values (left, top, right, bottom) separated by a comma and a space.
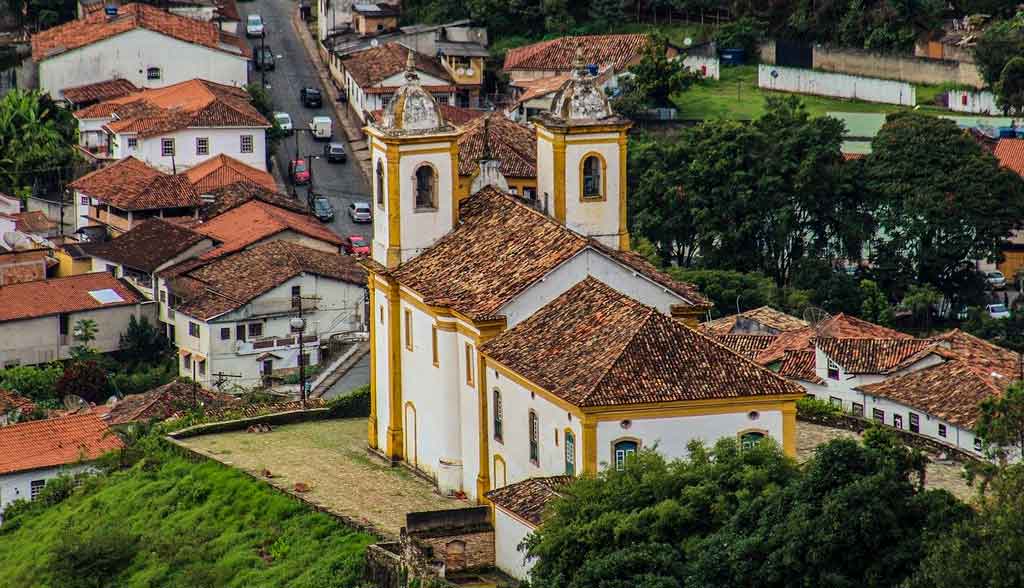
0, 447, 374, 588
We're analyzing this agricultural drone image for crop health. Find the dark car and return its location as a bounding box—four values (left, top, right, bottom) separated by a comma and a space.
254, 46, 275, 71
300, 87, 322, 108
324, 142, 346, 163
309, 194, 335, 222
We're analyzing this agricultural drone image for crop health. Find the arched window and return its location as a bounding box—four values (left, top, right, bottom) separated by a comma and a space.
376, 160, 385, 208
493, 389, 503, 442
528, 410, 539, 465
415, 165, 436, 210
613, 439, 638, 471
564, 430, 575, 476
582, 155, 602, 199
740, 431, 766, 451
146, 67, 162, 80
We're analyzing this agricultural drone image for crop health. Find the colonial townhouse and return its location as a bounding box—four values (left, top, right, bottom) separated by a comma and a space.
32, 3, 249, 100
502, 34, 678, 84
165, 240, 366, 388
78, 0, 242, 34
456, 113, 538, 201
72, 79, 269, 171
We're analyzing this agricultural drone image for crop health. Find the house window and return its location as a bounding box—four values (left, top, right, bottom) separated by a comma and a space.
893, 414, 903, 429
291, 285, 301, 308
740, 431, 766, 450
829, 396, 842, 409
220, 327, 230, 340
524, 187, 537, 201
975, 438, 983, 451
187, 322, 199, 338
196, 137, 209, 156
59, 313, 69, 336
852, 402, 864, 417
582, 155, 602, 199
106, 264, 118, 276
240, 135, 254, 153
80, 196, 89, 206
433, 93, 450, 105
938, 423, 947, 438
146, 67, 162, 80
198, 360, 206, 376
161, 138, 175, 157
248, 323, 262, 337
613, 439, 638, 471
528, 410, 539, 465
493, 389, 503, 442
379, 305, 384, 324
127, 137, 138, 150
236, 325, 246, 341
30, 479, 45, 500
376, 160, 385, 208
464, 344, 474, 386
414, 165, 436, 210
183, 355, 192, 370
262, 359, 273, 375
431, 325, 438, 366
909, 412, 920, 433
873, 408, 885, 423
159, 291, 166, 303
565, 431, 576, 475
404, 309, 413, 350
827, 359, 840, 381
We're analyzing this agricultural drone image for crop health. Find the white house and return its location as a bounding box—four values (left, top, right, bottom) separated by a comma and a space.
0, 414, 123, 521
0, 272, 154, 368
166, 240, 367, 388
32, 3, 250, 99
485, 476, 570, 580
338, 43, 458, 122
72, 79, 269, 172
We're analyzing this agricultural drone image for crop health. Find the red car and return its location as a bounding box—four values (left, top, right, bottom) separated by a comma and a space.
289, 158, 310, 185
342, 235, 370, 256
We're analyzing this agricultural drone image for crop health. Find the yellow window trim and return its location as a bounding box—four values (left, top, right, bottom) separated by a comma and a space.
579, 151, 607, 202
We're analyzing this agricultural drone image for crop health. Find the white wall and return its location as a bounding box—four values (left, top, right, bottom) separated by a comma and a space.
758, 64, 916, 106
112, 127, 267, 172
370, 137, 390, 263
0, 465, 93, 522
948, 89, 999, 115
39, 28, 248, 98
373, 282, 392, 452
397, 142, 455, 262
682, 55, 720, 80
493, 508, 536, 581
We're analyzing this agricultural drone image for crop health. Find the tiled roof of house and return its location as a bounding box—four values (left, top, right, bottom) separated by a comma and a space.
0, 413, 124, 475
994, 138, 1024, 177
0, 389, 35, 415
504, 34, 651, 72
32, 3, 250, 61
386, 187, 707, 321
701, 306, 808, 337
368, 104, 484, 127
74, 79, 267, 137
107, 380, 236, 425
815, 337, 939, 375
185, 154, 277, 193
481, 278, 801, 408
841, 152, 866, 161
194, 199, 342, 259
485, 476, 573, 526
934, 329, 1021, 379
341, 42, 453, 88
715, 334, 775, 360
755, 313, 910, 365
198, 182, 304, 220
82, 218, 208, 273
9, 211, 57, 234
172, 240, 366, 320
510, 74, 571, 108
456, 113, 537, 179
62, 78, 140, 105
68, 156, 201, 211
777, 349, 824, 384
0, 272, 142, 323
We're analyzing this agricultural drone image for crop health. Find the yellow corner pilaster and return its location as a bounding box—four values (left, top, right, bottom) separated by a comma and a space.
367, 275, 378, 449
552, 133, 567, 223
582, 419, 598, 475
385, 143, 402, 268
450, 142, 461, 225
782, 403, 797, 457
617, 132, 630, 251
385, 279, 404, 460
475, 344, 491, 502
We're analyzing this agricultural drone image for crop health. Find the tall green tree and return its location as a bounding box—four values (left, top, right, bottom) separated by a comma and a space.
118, 316, 170, 366
0, 89, 78, 197
996, 56, 1024, 114
860, 279, 895, 326
588, 0, 625, 31
974, 16, 1024, 88
625, 33, 700, 108
975, 381, 1024, 462
668, 268, 776, 317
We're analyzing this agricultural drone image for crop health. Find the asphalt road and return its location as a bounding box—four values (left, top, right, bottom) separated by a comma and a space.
239, 0, 371, 242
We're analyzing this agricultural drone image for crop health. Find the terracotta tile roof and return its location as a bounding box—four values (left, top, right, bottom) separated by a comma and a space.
185, 154, 277, 193
484, 476, 573, 526
841, 152, 865, 161
457, 113, 537, 179
368, 104, 485, 126
69, 156, 201, 211
107, 379, 236, 425
858, 360, 1007, 429
995, 138, 1024, 177
388, 187, 707, 321
934, 329, 1021, 379
510, 74, 571, 108
701, 306, 808, 337
173, 240, 366, 320
74, 79, 268, 137
341, 42, 453, 88
198, 182, 304, 220
0, 389, 35, 416
778, 350, 824, 384
81, 218, 208, 273
32, 3, 250, 61
61, 78, 139, 105
0, 414, 124, 475
755, 313, 910, 365
0, 272, 142, 323
194, 397, 326, 421
503, 34, 651, 73
10, 211, 57, 233
715, 334, 775, 360
815, 337, 939, 375
481, 278, 802, 408
194, 199, 342, 259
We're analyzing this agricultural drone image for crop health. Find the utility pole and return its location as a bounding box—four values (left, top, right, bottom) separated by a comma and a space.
291, 294, 319, 408
260, 31, 266, 88
212, 371, 243, 392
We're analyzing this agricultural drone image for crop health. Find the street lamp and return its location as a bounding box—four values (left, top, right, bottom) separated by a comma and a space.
290, 314, 307, 408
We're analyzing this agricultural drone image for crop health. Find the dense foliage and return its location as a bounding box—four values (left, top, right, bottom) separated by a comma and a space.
974, 15, 1024, 88
613, 34, 701, 117
0, 89, 78, 199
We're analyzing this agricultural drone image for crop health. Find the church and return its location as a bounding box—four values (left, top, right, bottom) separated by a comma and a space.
361, 52, 804, 507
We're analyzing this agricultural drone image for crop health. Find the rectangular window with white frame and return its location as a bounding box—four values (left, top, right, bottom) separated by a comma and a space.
240, 135, 254, 153
161, 138, 175, 157
827, 359, 840, 381
938, 423, 947, 438
30, 479, 45, 500
127, 137, 138, 150
196, 137, 209, 156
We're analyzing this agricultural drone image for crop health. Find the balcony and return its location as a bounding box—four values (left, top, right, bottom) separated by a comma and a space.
235, 333, 319, 356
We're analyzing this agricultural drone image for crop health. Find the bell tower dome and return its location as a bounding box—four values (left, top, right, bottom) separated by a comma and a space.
366, 50, 463, 268
534, 49, 633, 250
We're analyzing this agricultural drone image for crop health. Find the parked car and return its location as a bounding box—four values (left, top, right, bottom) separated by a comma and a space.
348, 201, 372, 223
245, 14, 264, 37
309, 194, 335, 223
309, 116, 332, 140
254, 45, 275, 70
273, 111, 292, 134
300, 87, 322, 108
987, 303, 1011, 319
324, 142, 346, 163
289, 158, 310, 185
342, 235, 370, 256
987, 270, 1007, 290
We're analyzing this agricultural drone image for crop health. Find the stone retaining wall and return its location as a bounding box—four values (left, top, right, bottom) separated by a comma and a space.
798, 413, 981, 463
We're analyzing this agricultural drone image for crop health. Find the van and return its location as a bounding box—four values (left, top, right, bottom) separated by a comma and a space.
309, 116, 332, 140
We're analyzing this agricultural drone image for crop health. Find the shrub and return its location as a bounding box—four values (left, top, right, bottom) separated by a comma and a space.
797, 396, 841, 419
327, 385, 370, 418
54, 360, 110, 404
0, 363, 63, 402
48, 522, 138, 588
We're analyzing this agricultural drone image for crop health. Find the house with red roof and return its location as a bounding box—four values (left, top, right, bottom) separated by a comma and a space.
0, 413, 123, 521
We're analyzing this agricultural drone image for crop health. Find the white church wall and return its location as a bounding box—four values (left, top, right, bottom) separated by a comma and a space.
371, 141, 390, 263
564, 136, 622, 248
398, 143, 455, 262
373, 283, 391, 452
494, 508, 537, 581
458, 330, 482, 499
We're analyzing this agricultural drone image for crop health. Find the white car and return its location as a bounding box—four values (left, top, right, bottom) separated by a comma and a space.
309, 115, 332, 140
246, 14, 265, 37
987, 303, 1011, 319
274, 111, 293, 133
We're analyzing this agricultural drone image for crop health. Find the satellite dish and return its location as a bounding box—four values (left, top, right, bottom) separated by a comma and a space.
465, 67, 474, 76
684, 37, 693, 47
456, 67, 465, 75
370, 39, 379, 47
802, 306, 834, 334
63, 394, 88, 412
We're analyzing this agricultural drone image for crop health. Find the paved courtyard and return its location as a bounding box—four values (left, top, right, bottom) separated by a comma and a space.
178, 419, 469, 538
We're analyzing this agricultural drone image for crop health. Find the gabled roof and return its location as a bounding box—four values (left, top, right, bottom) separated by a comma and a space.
0, 389, 35, 415
701, 306, 808, 337
69, 156, 201, 211
340, 42, 453, 87
456, 113, 537, 179
715, 334, 775, 360
107, 379, 236, 425
6, 211, 57, 234
74, 79, 268, 137
194, 199, 343, 259
510, 74, 571, 107
0, 413, 124, 475
0, 272, 142, 323
184, 154, 277, 193
815, 337, 939, 375
31, 3, 250, 61
503, 34, 652, 73
481, 278, 801, 408
81, 218, 208, 273
172, 240, 366, 320
755, 313, 910, 365
934, 329, 1021, 379
198, 182, 304, 220
385, 187, 706, 321
994, 138, 1024, 177
778, 349, 824, 384
62, 78, 139, 105
485, 476, 573, 527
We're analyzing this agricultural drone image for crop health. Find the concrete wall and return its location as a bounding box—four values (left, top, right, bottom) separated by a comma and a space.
0, 465, 93, 521
682, 54, 720, 80
947, 89, 999, 115
759, 64, 916, 106
493, 508, 535, 581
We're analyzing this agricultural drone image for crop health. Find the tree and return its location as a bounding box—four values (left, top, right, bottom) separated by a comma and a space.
667, 268, 776, 317
0, 363, 63, 402
902, 283, 941, 331
69, 319, 98, 360
626, 34, 700, 108
0, 89, 78, 197
996, 56, 1024, 114
974, 16, 1024, 88
119, 315, 170, 366
55, 360, 109, 405
627, 135, 699, 265
975, 381, 1024, 462
588, 0, 625, 31
860, 279, 895, 326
